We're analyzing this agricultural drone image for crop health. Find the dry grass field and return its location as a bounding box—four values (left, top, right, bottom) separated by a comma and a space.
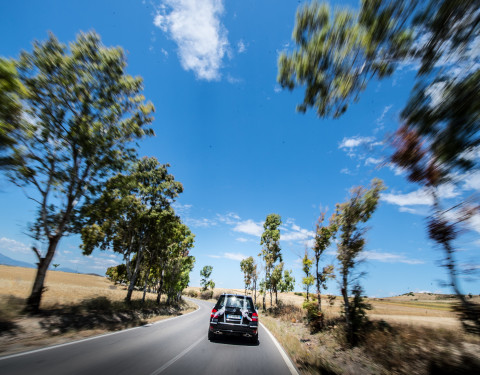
0, 265, 196, 356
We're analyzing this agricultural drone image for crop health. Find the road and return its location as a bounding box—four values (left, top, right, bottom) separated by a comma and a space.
0, 298, 298, 375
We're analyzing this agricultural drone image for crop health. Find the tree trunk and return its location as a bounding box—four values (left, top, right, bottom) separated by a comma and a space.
142, 272, 149, 304
316, 255, 322, 311
25, 237, 60, 313
275, 289, 278, 305
253, 279, 257, 305
156, 270, 164, 304
341, 273, 351, 343
126, 247, 144, 302
270, 289, 273, 308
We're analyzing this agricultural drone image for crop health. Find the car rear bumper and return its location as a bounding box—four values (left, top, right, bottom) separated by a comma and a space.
209, 321, 258, 337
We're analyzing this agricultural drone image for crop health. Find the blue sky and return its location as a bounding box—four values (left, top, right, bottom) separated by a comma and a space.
0, 0, 479, 297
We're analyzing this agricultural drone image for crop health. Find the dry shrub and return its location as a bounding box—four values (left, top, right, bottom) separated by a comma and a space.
199, 290, 213, 300
186, 290, 198, 298
268, 300, 305, 323
360, 321, 480, 374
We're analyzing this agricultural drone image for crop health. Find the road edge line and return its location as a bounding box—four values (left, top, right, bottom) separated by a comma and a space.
260, 322, 300, 375
149, 336, 203, 375
0, 298, 201, 361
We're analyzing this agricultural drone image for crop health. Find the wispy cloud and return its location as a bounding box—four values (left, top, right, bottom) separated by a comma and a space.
339, 136, 383, 158
208, 252, 247, 261
0, 237, 31, 254
233, 219, 264, 237
382, 184, 459, 207
153, 0, 229, 80
362, 250, 424, 265
237, 40, 246, 53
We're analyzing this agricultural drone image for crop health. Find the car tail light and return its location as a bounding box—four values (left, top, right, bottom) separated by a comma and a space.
211, 308, 217, 318
252, 312, 258, 322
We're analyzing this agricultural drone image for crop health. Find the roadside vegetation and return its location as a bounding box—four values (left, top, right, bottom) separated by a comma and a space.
0, 265, 196, 356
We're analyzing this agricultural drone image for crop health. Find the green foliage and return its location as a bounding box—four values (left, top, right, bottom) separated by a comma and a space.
336, 178, 385, 345
200, 265, 214, 291
345, 284, 372, 345
106, 264, 128, 285
279, 269, 295, 293
240, 256, 256, 294
259, 213, 283, 309
301, 250, 314, 300
2, 31, 155, 312
278, 0, 414, 117
81, 157, 187, 303
302, 299, 324, 333
0, 58, 26, 168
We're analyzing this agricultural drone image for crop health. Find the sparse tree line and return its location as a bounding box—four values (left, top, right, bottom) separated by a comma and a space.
277, 0, 480, 338
0, 32, 195, 312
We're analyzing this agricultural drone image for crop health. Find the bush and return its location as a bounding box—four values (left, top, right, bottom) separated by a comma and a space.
187, 290, 198, 298
302, 300, 324, 333
199, 290, 213, 300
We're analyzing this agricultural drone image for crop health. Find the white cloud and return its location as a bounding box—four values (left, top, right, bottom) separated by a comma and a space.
463, 171, 480, 191
375, 105, 392, 128
208, 252, 247, 261
236, 237, 250, 243
233, 219, 264, 237
0, 237, 31, 254
224, 252, 247, 261
382, 184, 459, 207
365, 157, 383, 166
186, 217, 218, 228
237, 40, 246, 53
339, 136, 375, 149
362, 250, 424, 265
153, 0, 229, 80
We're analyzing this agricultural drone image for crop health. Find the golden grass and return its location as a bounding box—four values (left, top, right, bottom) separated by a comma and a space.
0, 265, 159, 309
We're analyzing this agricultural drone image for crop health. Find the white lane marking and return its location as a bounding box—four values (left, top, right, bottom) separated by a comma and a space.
260, 322, 300, 375
0, 300, 201, 361
149, 336, 203, 375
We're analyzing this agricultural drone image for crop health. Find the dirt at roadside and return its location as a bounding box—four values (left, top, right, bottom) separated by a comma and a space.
0, 299, 197, 357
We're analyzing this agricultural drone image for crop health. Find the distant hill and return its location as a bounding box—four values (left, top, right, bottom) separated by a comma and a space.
0, 253, 82, 274
0, 253, 35, 268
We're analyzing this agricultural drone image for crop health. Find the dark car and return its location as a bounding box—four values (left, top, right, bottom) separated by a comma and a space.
208, 294, 258, 343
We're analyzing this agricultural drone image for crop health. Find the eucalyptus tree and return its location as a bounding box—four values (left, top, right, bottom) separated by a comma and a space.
81, 157, 183, 302
313, 212, 337, 312
279, 268, 296, 295
0, 58, 26, 168
259, 213, 282, 310
1, 32, 154, 312
302, 250, 314, 301
200, 265, 214, 291
240, 256, 256, 296
278, 0, 480, 332
336, 178, 385, 344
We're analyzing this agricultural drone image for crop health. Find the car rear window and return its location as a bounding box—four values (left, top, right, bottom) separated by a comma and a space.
216, 295, 254, 311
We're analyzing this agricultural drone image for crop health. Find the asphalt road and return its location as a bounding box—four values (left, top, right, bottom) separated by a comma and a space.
0, 298, 298, 375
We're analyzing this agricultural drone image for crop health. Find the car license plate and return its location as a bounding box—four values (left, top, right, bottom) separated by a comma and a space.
227, 314, 241, 319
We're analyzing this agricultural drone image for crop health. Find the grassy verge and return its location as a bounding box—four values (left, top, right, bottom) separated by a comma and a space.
260, 300, 480, 375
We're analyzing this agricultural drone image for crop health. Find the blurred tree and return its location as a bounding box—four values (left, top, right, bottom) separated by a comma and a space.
200, 265, 214, 291
279, 268, 296, 295
259, 213, 282, 310
2, 32, 154, 313
313, 212, 337, 313
301, 250, 314, 301
81, 157, 182, 302
240, 256, 256, 296
106, 264, 128, 285
270, 262, 284, 305
336, 178, 385, 344
0, 58, 26, 168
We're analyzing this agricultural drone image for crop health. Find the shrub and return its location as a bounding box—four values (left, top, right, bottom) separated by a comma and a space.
187, 290, 198, 298
199, 290, 213, 300
302, 300, 324, 333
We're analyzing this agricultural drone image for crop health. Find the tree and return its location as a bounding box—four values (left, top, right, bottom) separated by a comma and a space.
200, 265, 214, 291
279, 0, 480, 333
270, 262, 284, 305
336, 178, 385, 344
259, 213, 282, 310
279, 268, 296, 294
0, 58, 26, 168
240, 256, 256, 296
301, 250, 314, 301
106, 264, 128, 285
313, 212, 337, 312
81, 157, 182, 302
278, 0, 415, 118
1, 32, 154, 312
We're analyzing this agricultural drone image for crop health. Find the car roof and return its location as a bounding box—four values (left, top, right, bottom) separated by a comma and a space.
220, 293, 251, 298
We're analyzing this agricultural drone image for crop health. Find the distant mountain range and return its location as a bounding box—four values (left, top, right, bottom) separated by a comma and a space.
0, 252, 81, 274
